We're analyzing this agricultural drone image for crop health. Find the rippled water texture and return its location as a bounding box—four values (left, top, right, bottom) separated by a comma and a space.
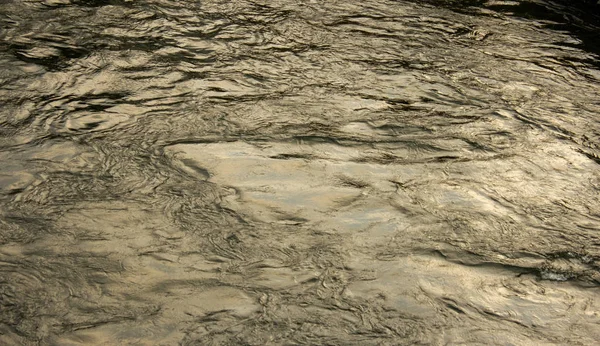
1, 0, 600, 344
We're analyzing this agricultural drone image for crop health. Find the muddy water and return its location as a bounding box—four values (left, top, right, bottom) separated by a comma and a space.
1, 0, 600, 344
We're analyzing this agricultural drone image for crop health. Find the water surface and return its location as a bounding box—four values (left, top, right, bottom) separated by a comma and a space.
1, 0, 600, 344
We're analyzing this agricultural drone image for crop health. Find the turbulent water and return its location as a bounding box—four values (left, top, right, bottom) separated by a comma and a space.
1, 0, 600, 344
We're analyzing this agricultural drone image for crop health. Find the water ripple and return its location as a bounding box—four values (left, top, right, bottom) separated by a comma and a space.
1, 0, 599, 344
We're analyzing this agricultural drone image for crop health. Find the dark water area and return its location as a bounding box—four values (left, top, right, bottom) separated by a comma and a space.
1, 0, 600, 344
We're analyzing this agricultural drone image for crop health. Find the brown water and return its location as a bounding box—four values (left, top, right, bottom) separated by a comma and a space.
1, 0, 600, 345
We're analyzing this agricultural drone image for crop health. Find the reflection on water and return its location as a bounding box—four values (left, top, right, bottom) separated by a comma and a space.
1, 0, 599, 344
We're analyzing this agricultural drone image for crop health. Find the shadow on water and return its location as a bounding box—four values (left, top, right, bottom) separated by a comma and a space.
417, 0, 600, 62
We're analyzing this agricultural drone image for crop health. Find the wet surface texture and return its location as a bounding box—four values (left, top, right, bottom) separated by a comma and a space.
1, 0, 600, 344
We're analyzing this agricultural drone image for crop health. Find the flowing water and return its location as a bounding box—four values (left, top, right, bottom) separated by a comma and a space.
1, 0, 600, 344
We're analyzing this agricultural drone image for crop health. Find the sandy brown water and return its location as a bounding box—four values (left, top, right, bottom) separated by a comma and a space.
1, 0, 600, 345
